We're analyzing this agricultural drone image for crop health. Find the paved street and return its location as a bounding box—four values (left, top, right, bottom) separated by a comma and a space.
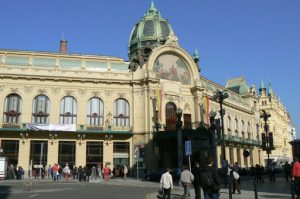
0, 176, 294, 199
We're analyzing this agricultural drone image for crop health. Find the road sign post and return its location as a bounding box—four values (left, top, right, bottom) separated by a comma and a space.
185, 141, 192, 172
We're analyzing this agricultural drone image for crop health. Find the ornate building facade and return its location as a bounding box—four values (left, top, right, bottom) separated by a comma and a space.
0, 2, 293, 174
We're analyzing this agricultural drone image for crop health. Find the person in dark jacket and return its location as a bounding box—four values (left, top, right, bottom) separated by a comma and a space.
192, 162, 202, 199
202, 157, 220, 199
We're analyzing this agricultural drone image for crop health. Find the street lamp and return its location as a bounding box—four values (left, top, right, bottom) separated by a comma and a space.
209, 111, 218, 168
212, 90, 229, 161
260, 110, 272, 165
176, 107, 183, 169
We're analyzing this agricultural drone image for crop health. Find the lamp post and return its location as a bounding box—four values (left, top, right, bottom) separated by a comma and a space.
209, 111, 218, 168
176, 107, 183, 169
260, 110, 272, 165
212, 90, 229, 161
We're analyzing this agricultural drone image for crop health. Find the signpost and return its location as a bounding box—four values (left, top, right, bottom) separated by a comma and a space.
185, 140, 192, 172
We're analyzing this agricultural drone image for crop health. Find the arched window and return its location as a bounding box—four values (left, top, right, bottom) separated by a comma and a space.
227, 117, 231, 130
241, 120, 245, 132
87, 97, 104, 126
32, 95, 50, 124
60, 96, 77, 124
3, 94, 22, 124
247, 122, 251, 139
234, 119, 238, 131
165, 102, 177, 131
113, 98, 129, 126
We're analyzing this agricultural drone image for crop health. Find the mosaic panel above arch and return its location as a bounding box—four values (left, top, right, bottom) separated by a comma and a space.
154, 54, 191, 85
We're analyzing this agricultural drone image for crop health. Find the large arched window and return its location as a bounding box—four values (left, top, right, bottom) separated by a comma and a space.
87, 97, 104, 126
165, 102, 177, 131
32, 95, 50, 124
234, 119, 238, 131
247, 122, 251, 139
60, 96, 77, 124
3, 94, 22, 124
113, 99, 129, 126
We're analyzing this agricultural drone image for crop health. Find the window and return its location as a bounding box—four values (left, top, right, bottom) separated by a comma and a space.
32, 95, 50, 124
60, 96, 77, 124
58, 141, 76, 168
1, 140, 19, 166
183, 114, 191, 129
113, 142, 130, 167
234, 119, 238, 131
87, 97, 104, 126
256, 124, 260, 140
241, 121, 245, 132
143, 20, 154, 36
165, 102, 177, 131
30, 141, 48, 167
3, 94, 22, 124
227, 117, 231, 130
86, 142, 103, 168
113, 99, 129, 126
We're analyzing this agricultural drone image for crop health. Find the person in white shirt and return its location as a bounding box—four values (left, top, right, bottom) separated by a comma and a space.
160, 168, 173, 199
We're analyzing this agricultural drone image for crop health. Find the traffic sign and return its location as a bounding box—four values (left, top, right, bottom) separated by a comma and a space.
185, 140, 192, 156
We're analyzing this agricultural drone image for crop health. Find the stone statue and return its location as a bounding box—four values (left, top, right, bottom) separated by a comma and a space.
129, 47, 152, 72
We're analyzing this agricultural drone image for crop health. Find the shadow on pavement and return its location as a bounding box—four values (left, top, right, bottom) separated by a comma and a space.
0, 185, 11, 199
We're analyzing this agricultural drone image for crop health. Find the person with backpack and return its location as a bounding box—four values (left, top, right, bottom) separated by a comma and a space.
180, 166, 194, 199
192, 162, 202, 199
201, 157, 220, 199
229, 162, 241, 195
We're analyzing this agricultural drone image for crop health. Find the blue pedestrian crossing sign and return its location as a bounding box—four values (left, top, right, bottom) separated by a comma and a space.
185, 140, 192, 156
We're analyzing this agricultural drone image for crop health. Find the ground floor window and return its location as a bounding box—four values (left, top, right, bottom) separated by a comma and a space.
30, 141, 48, 167
113, 142, 130, 167
1, 140, 19, 166
86, 142, 103, 168
58, 141, 76, 168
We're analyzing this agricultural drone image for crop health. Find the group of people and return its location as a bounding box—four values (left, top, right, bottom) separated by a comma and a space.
47, 163, 128, 182
159, 156, 221, 199
6, 164, 24, 180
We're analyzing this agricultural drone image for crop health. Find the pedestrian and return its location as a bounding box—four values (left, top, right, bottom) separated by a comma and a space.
159, 168, 173, 199
63, 163, 70, 182
292, 157, 300, 199
192, 162, 202, 199
124, 165, 128, 180
104, 165, 110, 181
78, 166, 84, 182
180, 166, 194, 199
284, 161, 291, 182
201, 157, 220, 199
268, 162, 276, 182
230, 162, 241, 195
51, 163, 59, 181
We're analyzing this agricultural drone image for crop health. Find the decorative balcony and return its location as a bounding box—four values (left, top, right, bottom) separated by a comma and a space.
223, 134, 262, 147
0, 123, 27, 131
77, 124, 132, 134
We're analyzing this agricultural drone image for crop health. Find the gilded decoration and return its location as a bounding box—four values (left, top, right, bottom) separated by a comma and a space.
154, 54, 191, 85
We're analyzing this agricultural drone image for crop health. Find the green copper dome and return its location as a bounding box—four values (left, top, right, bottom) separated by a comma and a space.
128, 1, 175, 59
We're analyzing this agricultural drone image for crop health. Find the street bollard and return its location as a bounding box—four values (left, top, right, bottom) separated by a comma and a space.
253, 181, 258, 199
291, 182, 295, 199
228, 181, 232, 199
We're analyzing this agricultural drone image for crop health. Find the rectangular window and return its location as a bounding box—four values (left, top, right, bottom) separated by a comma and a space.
30, 141, 48, 166
183, 114, 191, 129
113, 142, 130, 167
58, 141, 76, 168
1, 140, 19, 166
86, 142, 103, 168
229, 148, 234, 165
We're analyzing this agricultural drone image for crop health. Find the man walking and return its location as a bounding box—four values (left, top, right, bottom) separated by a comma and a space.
180, 166, 194, 199
192, 162, 202, 199
201, 157, 220, 199
160, 168, 173, 199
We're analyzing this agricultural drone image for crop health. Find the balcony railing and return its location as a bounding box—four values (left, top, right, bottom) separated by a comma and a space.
223, 134, 262, 146
0, 123, 131, 133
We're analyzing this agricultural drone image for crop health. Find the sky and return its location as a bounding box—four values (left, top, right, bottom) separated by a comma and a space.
0, 0, 299, 136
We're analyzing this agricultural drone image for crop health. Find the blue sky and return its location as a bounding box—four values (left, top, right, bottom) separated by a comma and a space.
0, 0, 299, 136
